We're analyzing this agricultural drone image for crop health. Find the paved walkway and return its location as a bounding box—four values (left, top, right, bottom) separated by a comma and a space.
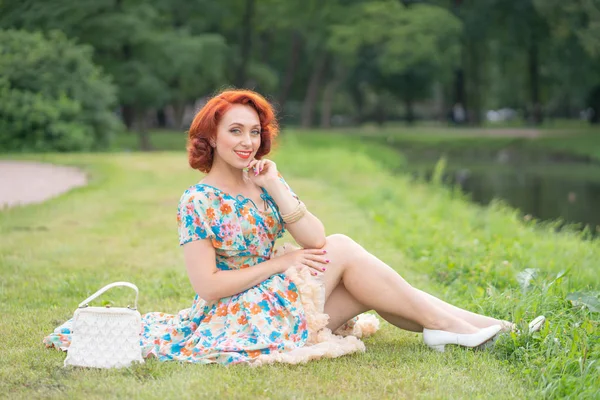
0, 161, 87, 209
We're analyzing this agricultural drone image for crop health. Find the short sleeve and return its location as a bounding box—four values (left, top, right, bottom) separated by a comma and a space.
177, 191, 215, 246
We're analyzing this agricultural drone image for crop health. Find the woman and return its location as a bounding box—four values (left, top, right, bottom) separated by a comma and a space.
44, 89, 542, 365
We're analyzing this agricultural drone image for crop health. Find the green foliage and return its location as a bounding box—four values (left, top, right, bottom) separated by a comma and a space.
534, 0, 600, 58
0, 29, 122, 152
329, 1, 461, 78
0, 0, 229, 121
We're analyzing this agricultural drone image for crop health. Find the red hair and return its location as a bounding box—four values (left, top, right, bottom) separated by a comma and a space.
187, 89, 279, 173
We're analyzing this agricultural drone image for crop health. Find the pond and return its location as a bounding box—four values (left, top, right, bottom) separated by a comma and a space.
399, 147, 600, 233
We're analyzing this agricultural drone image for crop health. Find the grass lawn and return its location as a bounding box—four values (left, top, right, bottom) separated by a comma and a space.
342, 125, 600, 163
1, 132, 598, 399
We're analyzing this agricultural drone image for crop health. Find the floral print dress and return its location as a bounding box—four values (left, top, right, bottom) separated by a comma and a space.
43, 175, 379, 365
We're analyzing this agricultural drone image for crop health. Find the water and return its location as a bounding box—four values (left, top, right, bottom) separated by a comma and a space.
402, 150, 600, 232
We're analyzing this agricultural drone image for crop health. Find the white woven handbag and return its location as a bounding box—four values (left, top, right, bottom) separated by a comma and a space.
64, 282, 144, 369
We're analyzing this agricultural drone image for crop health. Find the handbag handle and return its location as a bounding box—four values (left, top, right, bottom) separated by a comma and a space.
78, 281, 139, 309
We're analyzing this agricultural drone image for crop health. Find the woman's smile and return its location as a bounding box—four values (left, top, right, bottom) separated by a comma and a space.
234, 150, 252, 159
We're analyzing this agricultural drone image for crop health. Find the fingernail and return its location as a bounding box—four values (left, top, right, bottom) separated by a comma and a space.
322, 268, 326, 271
323, 250, 327, 254
325, 259, 330, 263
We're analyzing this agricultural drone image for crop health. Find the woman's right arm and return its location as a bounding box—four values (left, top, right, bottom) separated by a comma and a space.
183, 240, 328, 301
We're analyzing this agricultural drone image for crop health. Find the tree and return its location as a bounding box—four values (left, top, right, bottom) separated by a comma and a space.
0, 0, 229, 148
533, 0, 600, 124
0, 29, 122, 152
329, 0, 462, 124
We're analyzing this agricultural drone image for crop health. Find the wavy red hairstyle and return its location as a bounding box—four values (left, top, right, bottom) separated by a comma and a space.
187, 89, 279, 173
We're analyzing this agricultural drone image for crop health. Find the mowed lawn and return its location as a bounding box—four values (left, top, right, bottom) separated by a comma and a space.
1, 133, 598, 399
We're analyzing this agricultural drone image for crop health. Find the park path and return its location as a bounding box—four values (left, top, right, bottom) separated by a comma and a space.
0, 161, 87, 209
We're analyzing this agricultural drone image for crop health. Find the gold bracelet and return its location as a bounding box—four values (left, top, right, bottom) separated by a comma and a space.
281, 201, 307, 224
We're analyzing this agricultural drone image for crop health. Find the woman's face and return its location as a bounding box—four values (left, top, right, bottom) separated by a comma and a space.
213, 104, 262, 170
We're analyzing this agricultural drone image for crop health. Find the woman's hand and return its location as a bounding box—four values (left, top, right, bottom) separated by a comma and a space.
245, 158, 278, 187
274, 248, 329, 276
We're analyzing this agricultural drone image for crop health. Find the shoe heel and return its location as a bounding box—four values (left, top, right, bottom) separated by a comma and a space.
430, 344, 445, 352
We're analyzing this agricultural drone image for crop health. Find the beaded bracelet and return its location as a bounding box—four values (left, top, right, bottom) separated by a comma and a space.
281, 201, 307, 224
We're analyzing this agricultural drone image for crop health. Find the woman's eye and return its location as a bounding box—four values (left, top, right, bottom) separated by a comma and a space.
230, 129, 241, 134
251, 130, 260, 136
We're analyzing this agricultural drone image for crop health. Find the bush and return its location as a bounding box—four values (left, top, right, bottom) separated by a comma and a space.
0, 29, 123, 152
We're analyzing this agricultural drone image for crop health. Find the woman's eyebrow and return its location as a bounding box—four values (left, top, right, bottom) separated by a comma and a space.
229, 122, 261, 128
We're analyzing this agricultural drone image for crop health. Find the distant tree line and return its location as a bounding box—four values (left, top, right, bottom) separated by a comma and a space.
1, 0, 599, 151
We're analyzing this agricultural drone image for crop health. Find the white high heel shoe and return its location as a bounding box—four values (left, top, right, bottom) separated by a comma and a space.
478, 315, 547, 350
528, 315, 546, 333
423, 325, 502, 352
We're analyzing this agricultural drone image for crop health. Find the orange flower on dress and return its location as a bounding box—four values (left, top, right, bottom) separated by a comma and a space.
237, 315, 248, 325
269, 308, 284, 318
250, 303, 262, 315
203, 313, 212, 323
247, 349, 261, 358
286, 290, 298, 302
265, 216, 275, 228
180, 347, 192, 356
240, 263, 250, 269
216, 304, 228, 316
206, 207, 215, 219
247, 215, 256, 224
220, 203, 232, 215
231, 303, 240, 314
225, 240, 233, 247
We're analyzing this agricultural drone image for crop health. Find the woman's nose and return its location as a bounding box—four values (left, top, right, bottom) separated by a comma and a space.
240, 133, 252, 147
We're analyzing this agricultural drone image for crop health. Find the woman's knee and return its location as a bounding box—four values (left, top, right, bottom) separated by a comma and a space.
324, 234, 364, 259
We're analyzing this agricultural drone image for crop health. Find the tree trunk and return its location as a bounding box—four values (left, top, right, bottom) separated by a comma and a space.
375, 95, 386, 127
320, 63, 346, 128
235, 0, 255, 88
136, 110, 152, 151
259, 30, 272, 63
173, 101, 186, 129
404, 97, 415, 125
528, 41, 542, 125
278, 30, 303, 114
466, 39, 483, 125
588, 85, 600, 124
156, 108, 167, 128
349, 84, 365, 125
301, 52, 329, 128
121, 105, 135, 129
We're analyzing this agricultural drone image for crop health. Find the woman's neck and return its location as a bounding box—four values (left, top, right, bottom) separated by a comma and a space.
204, 158, 247, 190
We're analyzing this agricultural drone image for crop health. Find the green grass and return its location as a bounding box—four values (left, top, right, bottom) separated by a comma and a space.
342, 126, 600, 163
1, 132, 598, 399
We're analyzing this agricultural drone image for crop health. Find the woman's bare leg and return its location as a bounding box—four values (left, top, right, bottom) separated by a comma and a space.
324, 281, 423, 332
320, 234, 482, 334
416, 289, 514, 331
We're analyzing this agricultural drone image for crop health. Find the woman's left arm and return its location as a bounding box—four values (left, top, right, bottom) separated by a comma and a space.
264, 177, 326, 249
248, 159, 326, 249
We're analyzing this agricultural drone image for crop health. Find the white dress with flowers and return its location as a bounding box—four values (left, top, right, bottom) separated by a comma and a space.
44, 175, 379, 365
